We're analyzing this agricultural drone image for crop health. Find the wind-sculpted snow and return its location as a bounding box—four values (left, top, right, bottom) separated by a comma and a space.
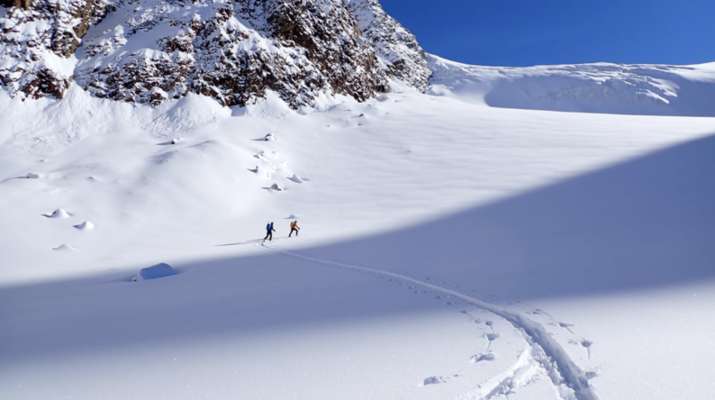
429, 54, 715, 116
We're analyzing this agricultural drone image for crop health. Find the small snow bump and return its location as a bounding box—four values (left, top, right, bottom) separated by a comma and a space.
23, 172, 42, 179
287, 174, 305, 183
470, 352, 496, 363
52, 244, 77, 251
585, 370, 599, 380
420, 376, 445, 386
43, 208, 72, 219
73, 221, 95, 231
485, 332, 500, 342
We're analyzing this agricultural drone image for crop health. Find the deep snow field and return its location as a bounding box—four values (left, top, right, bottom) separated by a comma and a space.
2, 59, 715, 400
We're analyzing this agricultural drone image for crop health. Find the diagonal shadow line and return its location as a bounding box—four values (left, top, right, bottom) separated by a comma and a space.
2, 133, 715, 365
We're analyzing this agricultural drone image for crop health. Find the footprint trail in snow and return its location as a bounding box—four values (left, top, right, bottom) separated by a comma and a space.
269, 246, 599, 400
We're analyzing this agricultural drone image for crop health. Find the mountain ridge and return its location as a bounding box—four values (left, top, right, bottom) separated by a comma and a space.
0, 0, 430, 107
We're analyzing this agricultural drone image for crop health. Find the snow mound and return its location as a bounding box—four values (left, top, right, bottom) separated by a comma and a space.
150, 94, 231, 134
420, 376, 445, 386
429, 54, 715, 116
133, 263, 178, 281
22, 172, 42, 179
265, 183, 285, 192
470, 352, 496, 363
286, 174, 305, 184
43, 208, 72, 219
73, 221, 95, 231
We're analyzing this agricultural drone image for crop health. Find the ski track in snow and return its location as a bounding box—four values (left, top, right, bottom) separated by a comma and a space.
459, 347, 540, 400
271, 246, 598, 400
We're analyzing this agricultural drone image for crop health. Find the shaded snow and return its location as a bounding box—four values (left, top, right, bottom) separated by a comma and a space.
1, 56, 715, 400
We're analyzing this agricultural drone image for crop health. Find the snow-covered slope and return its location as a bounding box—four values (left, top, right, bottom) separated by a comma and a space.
2, 3, 715, 400
429, 55, 715, 116
2, 76, 715, 399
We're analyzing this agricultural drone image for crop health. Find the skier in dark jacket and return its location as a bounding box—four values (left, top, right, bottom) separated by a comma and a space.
263, 221, 276, 244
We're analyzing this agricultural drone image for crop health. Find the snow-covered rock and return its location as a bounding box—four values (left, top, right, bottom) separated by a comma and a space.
132, 262, 177, 281
0, 0, 113, 98
43, 208, 72, 219
1, 0, 428, 107
73, 220, 95, 230
52, 243, 76, 251
22, 172, 42, 179
347, 0, 431, 91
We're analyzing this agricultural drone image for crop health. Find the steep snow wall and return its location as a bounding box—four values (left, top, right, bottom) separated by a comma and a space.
429, 55, 715, 117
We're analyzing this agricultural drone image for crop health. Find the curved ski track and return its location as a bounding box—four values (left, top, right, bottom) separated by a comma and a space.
271, 247, 598, 400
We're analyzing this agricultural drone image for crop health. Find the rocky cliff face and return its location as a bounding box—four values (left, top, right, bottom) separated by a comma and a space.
0, 0, 429, 107
347, 0, 430, 91
0, 0, 113, 98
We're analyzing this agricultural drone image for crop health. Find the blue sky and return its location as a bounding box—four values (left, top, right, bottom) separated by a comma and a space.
381, 0, 715, 66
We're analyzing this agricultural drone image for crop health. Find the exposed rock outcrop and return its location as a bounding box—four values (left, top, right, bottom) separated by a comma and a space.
347, 0, 431, 90
0, 0, 112, 98
1, 0, 429, 107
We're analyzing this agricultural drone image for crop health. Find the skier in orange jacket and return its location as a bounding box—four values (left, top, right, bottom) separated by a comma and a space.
289, 220, 300, 237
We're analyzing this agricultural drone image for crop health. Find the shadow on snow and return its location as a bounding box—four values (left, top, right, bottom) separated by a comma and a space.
2, 134, 715, 364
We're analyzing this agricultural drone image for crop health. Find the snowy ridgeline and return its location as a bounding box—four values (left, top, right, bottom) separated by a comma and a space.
1, 0, 714, 116
429, 54, 715, 116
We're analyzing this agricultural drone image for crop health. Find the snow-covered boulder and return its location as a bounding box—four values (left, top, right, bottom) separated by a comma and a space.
43, 208, 72, 219
52, 243, 76, 251
73, 220, 95, 231
133, 262, 177, 281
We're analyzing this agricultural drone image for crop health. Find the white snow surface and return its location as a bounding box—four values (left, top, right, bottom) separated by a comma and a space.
1, 59, 715, 400
429, 54, 715, 116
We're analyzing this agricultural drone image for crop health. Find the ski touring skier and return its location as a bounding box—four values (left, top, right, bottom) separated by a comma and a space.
263, 221, 276, 244
289, 220, 300, 237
